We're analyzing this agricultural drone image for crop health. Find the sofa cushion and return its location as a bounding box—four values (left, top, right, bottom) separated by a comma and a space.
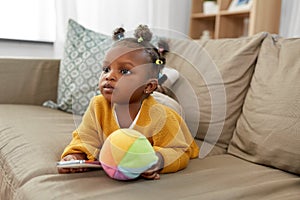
0, 105, 75, 199
228, 34, 300, 175
13, 154, 300, 199
166, 32, 267, 155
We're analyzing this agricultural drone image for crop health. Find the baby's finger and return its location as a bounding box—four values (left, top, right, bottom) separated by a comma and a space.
62, 155, 77, 161
143, 166, 159, 174
153, 173, 160, 180
141, 172, 160, 180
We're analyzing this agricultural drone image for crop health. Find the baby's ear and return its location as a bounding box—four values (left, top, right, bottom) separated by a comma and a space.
144, 79, 158, 94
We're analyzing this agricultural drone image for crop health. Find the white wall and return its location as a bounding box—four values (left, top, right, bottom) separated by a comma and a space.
0, 0, 298, 59
279, 0, 300, 38
0, 0, 192, 59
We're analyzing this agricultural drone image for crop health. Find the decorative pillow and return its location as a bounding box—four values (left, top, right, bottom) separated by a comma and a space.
43, 19, 112, 115
228, 34, 300, 175
160, 67, 179, 88
165, 32, 268, 156
151, 91, 182, 115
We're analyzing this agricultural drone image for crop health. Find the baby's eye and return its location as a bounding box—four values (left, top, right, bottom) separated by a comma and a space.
120, 69, 131, 75
102, 66, 110, 73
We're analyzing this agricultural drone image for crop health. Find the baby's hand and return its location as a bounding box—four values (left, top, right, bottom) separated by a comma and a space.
141, 152, 164, 180
141, 167, 160, 180
57, 153, 89, 174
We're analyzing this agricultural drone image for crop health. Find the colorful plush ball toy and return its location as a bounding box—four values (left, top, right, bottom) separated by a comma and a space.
99, 129, 158, 180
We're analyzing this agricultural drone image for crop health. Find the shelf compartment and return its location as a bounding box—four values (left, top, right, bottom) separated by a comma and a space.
189, 0, 281, 39
217, 14, 249, 38
189, 17, 216, 39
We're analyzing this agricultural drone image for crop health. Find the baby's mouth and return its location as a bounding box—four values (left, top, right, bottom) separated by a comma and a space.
103, 83, 114, 93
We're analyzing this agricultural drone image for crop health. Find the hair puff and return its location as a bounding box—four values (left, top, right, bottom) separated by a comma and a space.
157, 39, 169, 56
113, 27, 125, 41
134, 25, 152, 42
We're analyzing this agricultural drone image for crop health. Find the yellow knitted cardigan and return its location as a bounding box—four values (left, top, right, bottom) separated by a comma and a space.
61, 95, 199, 173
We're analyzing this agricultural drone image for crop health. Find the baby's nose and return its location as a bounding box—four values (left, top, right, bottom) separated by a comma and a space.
105, 70, 117, 81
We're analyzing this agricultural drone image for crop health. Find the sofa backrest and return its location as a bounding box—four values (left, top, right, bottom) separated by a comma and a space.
0, 58, 60, 105
165, 32, 268, 156
228, 34, 300, 175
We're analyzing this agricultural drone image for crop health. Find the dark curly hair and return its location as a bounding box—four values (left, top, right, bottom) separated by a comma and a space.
112, 25, 169, 79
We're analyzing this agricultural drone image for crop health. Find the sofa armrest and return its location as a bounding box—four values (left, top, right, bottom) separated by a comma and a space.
0, 58, 60, 105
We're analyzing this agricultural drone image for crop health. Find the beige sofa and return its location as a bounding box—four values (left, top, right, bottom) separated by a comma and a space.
1, 33, 299, 200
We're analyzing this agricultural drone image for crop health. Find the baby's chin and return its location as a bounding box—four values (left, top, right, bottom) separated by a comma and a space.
101, 91, 140, 105
102, 95, 126, 105
101, 92, 112, 103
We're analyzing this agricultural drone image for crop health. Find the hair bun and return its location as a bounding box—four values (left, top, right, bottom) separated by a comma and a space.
134, 25, 152, 42
113, 27, 125, 41
158, 39, 169, 56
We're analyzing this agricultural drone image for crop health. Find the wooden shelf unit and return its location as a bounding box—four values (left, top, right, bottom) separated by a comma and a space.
189, 0, 282, 39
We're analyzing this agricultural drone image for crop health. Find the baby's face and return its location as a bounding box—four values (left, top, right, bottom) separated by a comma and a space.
99, 46, 152, 104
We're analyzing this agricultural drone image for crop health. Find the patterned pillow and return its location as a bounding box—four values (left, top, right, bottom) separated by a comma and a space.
43, 19, 112, 115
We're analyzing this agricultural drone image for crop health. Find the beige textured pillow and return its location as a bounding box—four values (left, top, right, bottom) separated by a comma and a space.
166, 33, 267, 156
151, 91, 182, 115
228, 34, 300, 175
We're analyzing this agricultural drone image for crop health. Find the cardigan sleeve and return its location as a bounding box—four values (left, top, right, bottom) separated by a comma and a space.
152, 107, 199, 173
61, 97, 103, 161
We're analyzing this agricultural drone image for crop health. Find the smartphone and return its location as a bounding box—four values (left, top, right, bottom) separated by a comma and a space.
56, 160, 102, 168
